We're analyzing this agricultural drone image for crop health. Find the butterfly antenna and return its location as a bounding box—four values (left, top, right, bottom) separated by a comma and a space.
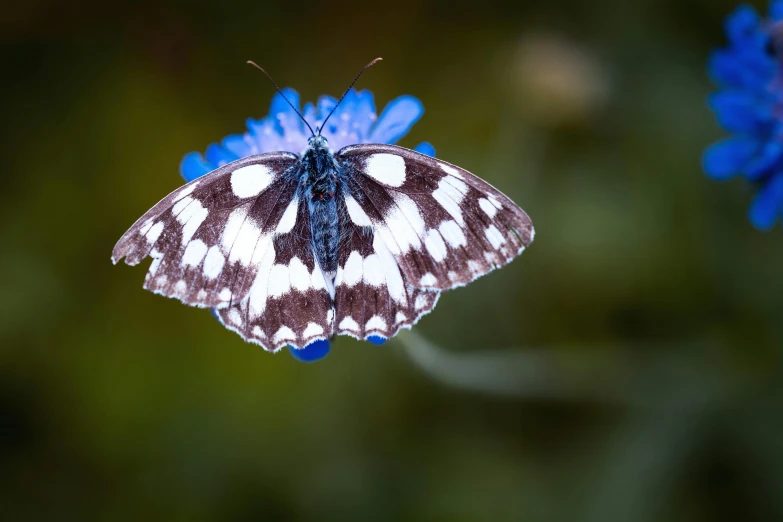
319, 57, 383, 134
247, 60, 315, 137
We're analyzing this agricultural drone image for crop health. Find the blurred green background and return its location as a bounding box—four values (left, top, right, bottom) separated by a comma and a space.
3, 0, 783, 520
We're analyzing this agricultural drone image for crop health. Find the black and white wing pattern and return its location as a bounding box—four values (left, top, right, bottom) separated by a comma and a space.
112, 153, 333, 351
336, 144, 534, 295
332, 210, 441, 341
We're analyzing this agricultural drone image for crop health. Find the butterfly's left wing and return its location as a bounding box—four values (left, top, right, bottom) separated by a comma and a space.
335, 144, 534, 292
112, 153, 334, 352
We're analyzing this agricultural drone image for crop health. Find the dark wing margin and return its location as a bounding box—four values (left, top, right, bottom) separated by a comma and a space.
112, 152, 335, 352
335, 144, 534, 291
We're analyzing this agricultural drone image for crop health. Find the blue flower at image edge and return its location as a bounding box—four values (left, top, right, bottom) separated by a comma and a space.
704, 1, 783, 230
189, 88, 435, 362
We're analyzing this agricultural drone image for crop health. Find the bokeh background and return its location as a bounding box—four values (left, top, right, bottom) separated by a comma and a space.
3, 0, 783, 520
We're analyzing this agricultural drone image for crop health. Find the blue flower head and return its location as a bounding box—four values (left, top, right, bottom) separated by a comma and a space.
185, 88, 433, 362
704, 1, 783, 230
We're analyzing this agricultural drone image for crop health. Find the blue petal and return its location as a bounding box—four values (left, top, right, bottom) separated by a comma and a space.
749, 174, 783, 230
771, 0, 783, 21
353, 90, 377, 139
413, 142, 436, 157
205, 142, 237, 167
321, 89, 364, 150
744, 141, 783, 179
316, 94, 338, 122
726, 5, 761, 45
369, 95, 425, 144
708, 50, 776, 90
221, 133, 254, 158
703, 137, 760, 180
709, 90, 772, 132
180, 152, 214, 182
269, 88, 301, 123
302, 101, 317, 131
288, 339, 330, 363
367, 335, 387, 346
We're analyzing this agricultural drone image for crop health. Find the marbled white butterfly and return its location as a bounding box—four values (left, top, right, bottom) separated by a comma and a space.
112, 59, 535, 352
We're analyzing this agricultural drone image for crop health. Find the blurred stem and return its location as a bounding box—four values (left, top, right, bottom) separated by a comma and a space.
395, 330, 627, 400
395, 330, 740, 408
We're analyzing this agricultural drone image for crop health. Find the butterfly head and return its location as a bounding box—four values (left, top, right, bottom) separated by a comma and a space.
307, 133, 330, 152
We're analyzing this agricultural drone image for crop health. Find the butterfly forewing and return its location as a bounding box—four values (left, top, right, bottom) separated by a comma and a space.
113, 152, 335, 351
336, 144, 534, 291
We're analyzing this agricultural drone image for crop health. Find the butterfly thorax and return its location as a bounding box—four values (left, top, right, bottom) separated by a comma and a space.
301, 136, 341, 282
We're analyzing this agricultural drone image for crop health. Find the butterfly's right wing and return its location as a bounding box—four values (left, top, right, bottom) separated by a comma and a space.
335, 144, 534, 291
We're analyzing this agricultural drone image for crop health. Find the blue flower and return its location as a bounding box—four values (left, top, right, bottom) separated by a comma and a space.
181, 88, 434, 181
184, 88, 433, 362
704, 1, 783, 230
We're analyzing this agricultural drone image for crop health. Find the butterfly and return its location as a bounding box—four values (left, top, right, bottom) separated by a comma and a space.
112, 59, 535, 353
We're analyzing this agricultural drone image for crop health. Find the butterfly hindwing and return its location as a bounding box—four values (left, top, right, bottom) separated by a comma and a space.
333, 211, 441, 341
336, 144, 534, 290
216, 196, 335, 351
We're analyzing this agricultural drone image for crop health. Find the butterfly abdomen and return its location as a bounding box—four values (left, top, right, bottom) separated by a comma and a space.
304, 144, 341, 281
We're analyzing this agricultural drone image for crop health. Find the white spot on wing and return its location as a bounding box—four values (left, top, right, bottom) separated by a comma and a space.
338, 316, 360, 332
172, 181, 199, 203
229, 222, 263, 266
175, 280, 187, 294
438, 220, 466, 248
303, 323, 324, 337
176, 199, 209, 245
288, 257, 311, 292
344, 194, 372, 226
479, 198, 498, 218
268, 263, 290, 298
432, 179, 464, 225
182, 239, 208, 266
424, 229, 448, 262
140, 220, 154, 236
485, 225, 506, 249
362, 254, 385, 287
366, 315, 387, 332
415, 294, 428, 310
381, 203, 422, 252
221, 208, 246, 251
273, 326, 296, 343
372, 234, 406, 304
203, 246, 225, 279
365, 153, 406, 187
342, 251, 363, 286
231, 164, 274, 198
248, 241, 277, 318
395, 311, 407, 324
228, 308, 243, 326
219, 288, 232, 302
439, 163, 464, 180
275, 197, 299, 234
392, 193, 425, 235
172, 196, 193, 216
149, 257, 162, 276
145, 222, 163, 243
419, 273, 437, 286
311, 265, 327, 291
